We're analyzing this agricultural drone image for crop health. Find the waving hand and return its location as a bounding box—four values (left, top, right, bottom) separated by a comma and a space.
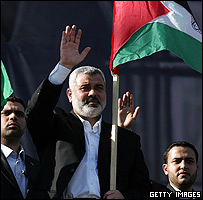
59, 25, 91, 69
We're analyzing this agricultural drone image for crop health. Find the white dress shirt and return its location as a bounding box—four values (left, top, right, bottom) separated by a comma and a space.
63, 115, 102, 199
48, 63, 71, 85
1, 144, 28, 198
170, 183, 181, 192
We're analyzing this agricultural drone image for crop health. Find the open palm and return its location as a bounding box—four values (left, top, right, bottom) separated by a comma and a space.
59, 25, 91, 69
118, 92, 139, 130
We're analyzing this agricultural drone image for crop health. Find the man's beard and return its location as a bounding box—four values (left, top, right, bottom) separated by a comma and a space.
1, 127, 25, 141
72, 93, 106, 118
179, 170, 198, 188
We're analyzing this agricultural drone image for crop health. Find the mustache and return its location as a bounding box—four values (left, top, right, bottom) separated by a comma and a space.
84, 96, 101, 105
178, 171, 190, 176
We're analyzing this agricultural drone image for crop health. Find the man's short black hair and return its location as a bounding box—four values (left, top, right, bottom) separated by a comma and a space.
163, 141, 198, 164
7, 95, 26, 110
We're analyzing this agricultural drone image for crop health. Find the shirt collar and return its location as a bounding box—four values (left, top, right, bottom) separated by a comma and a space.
76, 114, 102, 134
1, 144, 25, 160
170, 183, 182, 192
170, 183, 194, 192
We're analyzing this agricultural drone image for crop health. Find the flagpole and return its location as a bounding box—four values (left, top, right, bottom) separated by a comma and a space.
110, 74, 119, 190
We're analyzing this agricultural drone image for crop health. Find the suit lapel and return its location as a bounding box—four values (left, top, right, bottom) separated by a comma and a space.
98, 121, 111, 164
68, 110, 86, 148
167, 183, 176, 193
55, 108, 85, 149
25, 155, 38, 188
1, 152, 22, 193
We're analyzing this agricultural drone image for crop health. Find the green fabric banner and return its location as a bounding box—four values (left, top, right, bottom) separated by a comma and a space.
1, 60, 13, 110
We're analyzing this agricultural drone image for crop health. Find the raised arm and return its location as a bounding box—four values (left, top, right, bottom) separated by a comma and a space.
59, 25, 91, 69
118, 91, 140, 130
26, 25, 91, 149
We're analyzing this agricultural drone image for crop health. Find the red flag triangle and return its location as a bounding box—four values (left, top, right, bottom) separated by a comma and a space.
110, 1, 170, 75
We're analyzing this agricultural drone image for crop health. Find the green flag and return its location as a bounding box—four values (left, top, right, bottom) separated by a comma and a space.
1, 60, 13, 110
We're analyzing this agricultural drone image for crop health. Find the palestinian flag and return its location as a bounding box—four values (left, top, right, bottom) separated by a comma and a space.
109, 1, 202, 75
1, 60, 13, 110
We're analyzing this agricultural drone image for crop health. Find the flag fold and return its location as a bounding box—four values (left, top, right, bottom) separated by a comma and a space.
109, 1, 202, 75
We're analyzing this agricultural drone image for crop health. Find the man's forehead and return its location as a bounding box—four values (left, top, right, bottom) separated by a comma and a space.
169, 146, 196, 159
76, 73, 105, 84
3, 101, 24, 111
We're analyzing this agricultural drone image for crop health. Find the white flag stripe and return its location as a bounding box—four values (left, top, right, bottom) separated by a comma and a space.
148, 1, 202, 42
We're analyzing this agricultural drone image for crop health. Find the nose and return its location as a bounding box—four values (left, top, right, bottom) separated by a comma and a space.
88, 89, 96, 96
9, 112, 17, 120
180, 160, 187, 169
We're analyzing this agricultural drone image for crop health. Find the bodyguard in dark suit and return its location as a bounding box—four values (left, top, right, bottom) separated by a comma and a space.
162, 141, 201, 199
25, 25, 151, 199
1, 152, 39, 199
149, 141, 201, 199
1, 96, 39, 199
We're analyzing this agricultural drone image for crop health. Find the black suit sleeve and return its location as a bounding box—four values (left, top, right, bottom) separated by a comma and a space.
25, 77, 64, 149
118, 129, 151, 199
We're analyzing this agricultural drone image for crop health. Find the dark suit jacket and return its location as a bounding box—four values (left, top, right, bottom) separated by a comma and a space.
150, 180, 177, 199
25, 77, 151, 199
1, 152, 39, 199
166, 184, 201, 199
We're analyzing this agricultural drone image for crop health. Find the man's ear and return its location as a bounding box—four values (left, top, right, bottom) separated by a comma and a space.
162, 164, 168, 175
66, 88, 72, 103
196, 164, 199, 171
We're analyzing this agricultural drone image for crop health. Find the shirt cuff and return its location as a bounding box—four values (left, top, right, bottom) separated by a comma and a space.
48, 63, 71, 85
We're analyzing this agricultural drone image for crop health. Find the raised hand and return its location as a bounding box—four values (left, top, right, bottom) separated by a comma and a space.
118, 91, 140, 130
59, 25, 91, 69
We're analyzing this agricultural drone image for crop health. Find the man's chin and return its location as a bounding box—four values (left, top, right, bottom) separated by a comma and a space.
5, 131, 24, 139
178, 177, 191, 185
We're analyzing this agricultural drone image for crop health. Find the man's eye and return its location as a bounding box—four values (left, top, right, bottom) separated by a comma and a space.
1, 111, 11, 116
1, 110, 25, 117
81, 87, 90, 91
14, 111, 25, 117
186, 159, 194, 164
94, 85, 104, 91
173, 159, 181, 164
96, 86, 103, 90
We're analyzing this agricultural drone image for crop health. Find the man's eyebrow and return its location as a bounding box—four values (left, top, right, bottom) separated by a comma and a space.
172, 157, 195, 161
185, 157, 195, 160
95, 83, 105, 86
172, 157, 182, 160
79, 83, 90, 87
2, 108, 23, 111
1, 109, 11, 113
1, 109, 25, 113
